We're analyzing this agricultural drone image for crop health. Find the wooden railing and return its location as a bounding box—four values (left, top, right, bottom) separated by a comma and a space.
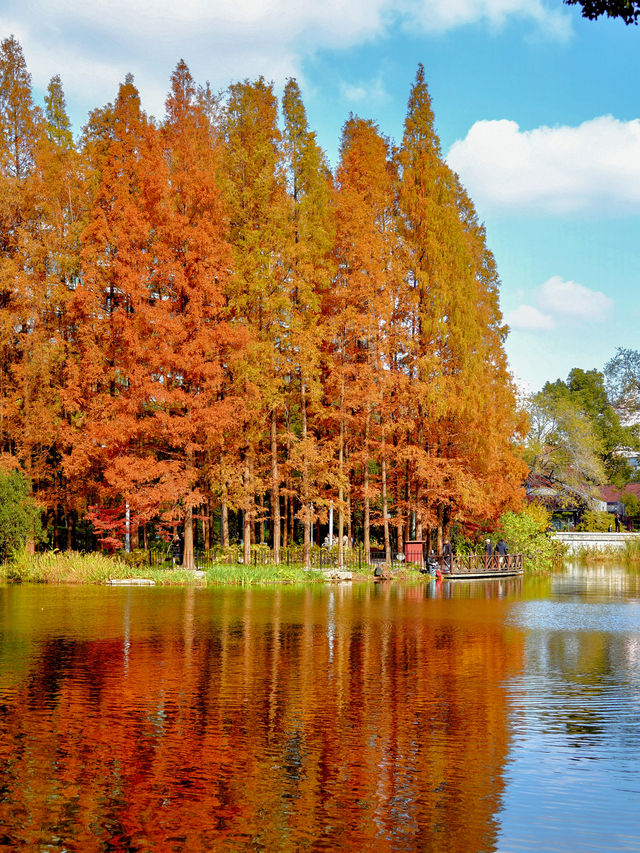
425, 553, 523, 574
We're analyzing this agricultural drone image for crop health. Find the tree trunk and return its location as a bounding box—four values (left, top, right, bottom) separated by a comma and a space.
381, 433, 391, 564
301, 380, 311, 569
404, 461, 411, 544
395, 462, 404, 555
257, 491, 264, 545
221, 482, 229, 548
271, 406, 281, 563
436, 503, 444, 555
338, 373, 345, 569
283, 493, 288, 548
66, 511, 74, 551
362, 450, 371, 565
182, 503, 194, 570
203, 504, 210, 550
243, 457, 251, 566
284, 403, 291, 548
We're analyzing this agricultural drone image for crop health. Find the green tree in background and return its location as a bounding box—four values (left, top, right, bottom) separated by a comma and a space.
500, 504, 557, 572
531, 369, 637, 487
0, 469, 42, 560
525, 387, 605, 496
605, 347, 640, 422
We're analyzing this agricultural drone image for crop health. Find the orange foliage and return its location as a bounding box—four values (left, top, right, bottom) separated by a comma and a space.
0, 41, 526, 552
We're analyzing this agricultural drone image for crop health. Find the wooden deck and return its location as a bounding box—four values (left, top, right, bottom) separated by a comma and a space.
422, 553, 523, 579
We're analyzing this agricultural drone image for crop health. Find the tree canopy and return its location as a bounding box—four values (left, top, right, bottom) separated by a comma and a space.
564, 0, 640, 24
525, 365, 640, 498
0, 40, 527, 560
605, 347, 640, 421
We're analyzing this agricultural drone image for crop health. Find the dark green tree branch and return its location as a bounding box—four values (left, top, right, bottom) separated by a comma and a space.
564, 0, 640, 24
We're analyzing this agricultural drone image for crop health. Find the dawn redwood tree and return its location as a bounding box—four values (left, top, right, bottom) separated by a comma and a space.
0, 38, 83, 550
160, 60, 246, 567
0, 35, 40, 181
282, 78, 334, 568
397, 65, 525, 547
222, 77, 289, 565
63, 76, 169, 547
397, 64, 460, 546
0, 35, 42, 462
65, 71, 242, 565
329, 117, 399, 565
18, 74, 86, 544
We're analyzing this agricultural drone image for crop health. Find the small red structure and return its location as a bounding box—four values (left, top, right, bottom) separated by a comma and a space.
404, 540, 425, 565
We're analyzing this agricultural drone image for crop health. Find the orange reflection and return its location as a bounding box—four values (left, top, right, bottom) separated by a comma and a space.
0, 585, 524, 851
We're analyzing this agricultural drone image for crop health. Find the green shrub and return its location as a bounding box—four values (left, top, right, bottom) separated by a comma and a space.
122, 548, 155, 568
578, 510, 615, 532
0, 470, 43, 562
499, 505, 559, 572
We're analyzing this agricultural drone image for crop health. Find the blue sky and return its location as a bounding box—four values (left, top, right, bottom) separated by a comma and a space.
3, 0, 639, 393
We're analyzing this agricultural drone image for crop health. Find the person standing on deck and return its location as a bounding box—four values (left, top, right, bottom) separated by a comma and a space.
484, 538, 493, 569
496, 538, 508, 568
442, 538, 452, 572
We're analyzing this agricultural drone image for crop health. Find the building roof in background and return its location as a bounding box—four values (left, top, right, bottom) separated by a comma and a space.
599, 483, 640, 503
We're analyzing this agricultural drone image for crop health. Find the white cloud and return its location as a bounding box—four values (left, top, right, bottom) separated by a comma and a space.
341, 84, 368, 102
538, 275, 613, 321
507, 275, 613, 335
506, 304, 554, 331
340, 73, 387, 104
403, 0, 570, 39
447, 116, 640, 216
3, 0, 569, 127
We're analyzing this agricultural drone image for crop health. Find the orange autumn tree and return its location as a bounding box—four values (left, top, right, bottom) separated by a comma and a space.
63, 76, 172, 549
0, 42, 528, 558
328, 117, 401, 565
222, 77, 289, 565
64, 70, 241, 565
21, 74, 86, 545
0, 35, 42, 470
281, 78, 334, 568
0, 40, 87, 548
397, 66, 525, 548
160, 60, 245, 567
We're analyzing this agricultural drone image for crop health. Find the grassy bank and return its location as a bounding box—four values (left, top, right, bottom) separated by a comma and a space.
571, 539, 640, 564
0, 550, 330, 586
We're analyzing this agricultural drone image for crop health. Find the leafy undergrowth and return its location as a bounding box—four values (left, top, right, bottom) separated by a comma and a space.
0, 550, 332, 586
0, 550, 435, 586
2, 550, 206, 585
203, 563, 325, 585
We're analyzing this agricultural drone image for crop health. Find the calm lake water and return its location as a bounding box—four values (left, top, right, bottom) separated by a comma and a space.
1, 565, 639, 852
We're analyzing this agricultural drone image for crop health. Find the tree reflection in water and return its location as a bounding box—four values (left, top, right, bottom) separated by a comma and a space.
0, 582, 524, 851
